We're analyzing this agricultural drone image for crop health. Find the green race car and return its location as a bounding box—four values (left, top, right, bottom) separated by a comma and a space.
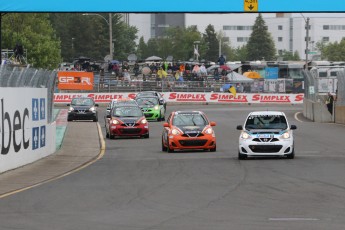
135, 96, 166, 121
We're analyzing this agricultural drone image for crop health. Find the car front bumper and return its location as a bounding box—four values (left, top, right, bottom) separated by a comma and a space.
168, 135, 216, 150
110, 124, 149, 137
239, 138, 294, 156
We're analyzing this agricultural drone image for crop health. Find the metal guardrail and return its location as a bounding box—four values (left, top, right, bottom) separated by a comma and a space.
0, 65, 57, 123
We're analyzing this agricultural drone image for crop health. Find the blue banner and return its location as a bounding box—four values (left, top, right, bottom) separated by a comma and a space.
265, 67, 279, 79
1, 0, 345, 12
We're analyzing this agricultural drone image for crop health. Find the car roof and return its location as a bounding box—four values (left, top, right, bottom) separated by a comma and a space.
248, 111, 286, 116
111, 98, 134, 102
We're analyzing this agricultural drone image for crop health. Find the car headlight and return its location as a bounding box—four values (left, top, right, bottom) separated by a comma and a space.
240, 131, 251, 139
89, 106, 96, 112
204, 127, 213, 135
68, 106, 74, 112
154, 105, 159, 110
281, 131, 290, 139
171, 128, 181, 135
112, 119, 120, 125
141, 119, 148, 124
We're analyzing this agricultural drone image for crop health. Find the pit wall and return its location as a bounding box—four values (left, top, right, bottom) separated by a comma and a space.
54, 92, 304, 104
0, 88, 56, 173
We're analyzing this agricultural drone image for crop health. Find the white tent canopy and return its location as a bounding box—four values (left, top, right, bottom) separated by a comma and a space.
226, 71, 253, 82
145, 56, 162, 61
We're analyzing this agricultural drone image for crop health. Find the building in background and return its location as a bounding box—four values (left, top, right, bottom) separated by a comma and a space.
129, 13, 345, 61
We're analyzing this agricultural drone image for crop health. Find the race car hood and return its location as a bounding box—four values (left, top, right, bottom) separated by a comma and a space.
176, 125, 206, 134
72, 105, 93, 110
247, 129, 285, 135
117, 116, 142, 124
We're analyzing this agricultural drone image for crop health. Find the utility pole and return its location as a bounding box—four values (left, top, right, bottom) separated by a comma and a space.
305, 17, 310, 70
109, 13, 113, 60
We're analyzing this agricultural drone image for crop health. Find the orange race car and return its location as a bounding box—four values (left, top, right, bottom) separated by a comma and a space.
161, 111, 216, 152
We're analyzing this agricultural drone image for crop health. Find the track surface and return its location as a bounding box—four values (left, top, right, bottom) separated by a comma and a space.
1, 104, 345, 230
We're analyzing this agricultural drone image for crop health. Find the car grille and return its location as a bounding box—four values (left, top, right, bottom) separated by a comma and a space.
249, 145, 283, 153
144, 113, 155, 118
252, 138, 279, 142
182, 133, 204, 138
119, 128, 142, 134
179, 140, 207, 146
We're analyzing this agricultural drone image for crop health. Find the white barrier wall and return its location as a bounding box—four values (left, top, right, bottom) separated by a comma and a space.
0, 88, 56, 173
54, 92, 304, 104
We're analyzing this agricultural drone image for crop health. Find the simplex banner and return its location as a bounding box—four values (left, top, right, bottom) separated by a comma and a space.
54, 92, 304, 104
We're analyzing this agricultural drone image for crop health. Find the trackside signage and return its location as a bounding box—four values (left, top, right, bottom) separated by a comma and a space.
54, 92, 304, 104
0, 88, 48, 173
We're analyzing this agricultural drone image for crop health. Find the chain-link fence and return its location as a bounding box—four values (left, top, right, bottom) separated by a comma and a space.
336, 71, 345, 106
0, 65, 57, 123
304, 67, 344, 105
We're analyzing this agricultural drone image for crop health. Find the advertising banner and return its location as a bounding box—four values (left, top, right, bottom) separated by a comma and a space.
0, 88, 52, 173
57, 71, 94, 90
54, 92, 304, 104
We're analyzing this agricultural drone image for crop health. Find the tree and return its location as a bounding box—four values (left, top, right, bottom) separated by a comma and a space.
2, 13, 61, 69
136, 36, 148, 60
319, 38, 345, 61
279, 50, 301, 61
233, 45, 248, 62
246, 14, 276, 61
50, 13, 138, 62
202, 25, 219, 62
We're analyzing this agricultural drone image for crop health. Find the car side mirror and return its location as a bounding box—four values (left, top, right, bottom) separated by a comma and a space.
67, 104, 70, 106
95, 104, 99, 107
210, 121, 216, 126
106, 114, 111, 118
290, 125, 297, 130
236, 125, 243, 130
159, 100, 164, 105
163, 122, 169, 127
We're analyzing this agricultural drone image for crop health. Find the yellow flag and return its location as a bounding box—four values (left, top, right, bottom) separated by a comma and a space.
229, 86, 236, 97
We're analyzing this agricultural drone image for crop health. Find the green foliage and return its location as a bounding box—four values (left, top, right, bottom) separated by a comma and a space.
2, 13, 62, 69
233, 45, 248, 62
279, 50, 301, 61
319, 38, 345, 61
50, 13, 137, 62
202, 25, 219, 61
246, 14, 276, 61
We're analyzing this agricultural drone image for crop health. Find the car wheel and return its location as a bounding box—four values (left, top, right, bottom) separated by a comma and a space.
109, 133, 115, 139
142, 133, 149, 138
286, 148, 295, 159
238, 151, 247, 160
93, 117, 98, 122
161, 138, 167, 151
167, 141, 174, 153
67, 117, 73, 122
210, 145, 216, 152
106, 131, 109, 138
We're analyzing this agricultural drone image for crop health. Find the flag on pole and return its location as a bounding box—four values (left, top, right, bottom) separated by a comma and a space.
194, 48, 199, 56
229, 85, 237, 97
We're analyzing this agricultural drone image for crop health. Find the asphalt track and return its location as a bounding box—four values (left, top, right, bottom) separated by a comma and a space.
1, 104, 345, 230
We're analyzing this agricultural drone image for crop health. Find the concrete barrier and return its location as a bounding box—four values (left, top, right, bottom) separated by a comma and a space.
335, 106, 345, 124
303, 98, 334, 123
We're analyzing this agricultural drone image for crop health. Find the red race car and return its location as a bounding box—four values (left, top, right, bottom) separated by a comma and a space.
161, 111, 216, 152
105, 105, 149, 139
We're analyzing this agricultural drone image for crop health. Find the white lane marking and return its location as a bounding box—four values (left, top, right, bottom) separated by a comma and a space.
294, 112, 303, 122
269, 218, 319, 221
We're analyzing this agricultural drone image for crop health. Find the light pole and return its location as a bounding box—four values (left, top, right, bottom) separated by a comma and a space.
82, 13, 113, 60
301, 14, 310, 70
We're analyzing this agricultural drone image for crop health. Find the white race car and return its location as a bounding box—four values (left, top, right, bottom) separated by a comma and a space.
236, 111, 297, 159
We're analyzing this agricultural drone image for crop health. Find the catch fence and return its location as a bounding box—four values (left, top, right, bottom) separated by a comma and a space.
0, 65, 57, 123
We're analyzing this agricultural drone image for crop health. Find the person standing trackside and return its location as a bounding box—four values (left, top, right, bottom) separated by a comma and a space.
326, 92, 335, 115
218, 54, 226, 66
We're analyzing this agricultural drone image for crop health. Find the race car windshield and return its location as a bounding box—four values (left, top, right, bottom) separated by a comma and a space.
173, 114, 207, 126
71, 98, 94, 106
112, 100, 137, 107
136, 97, 158, 106
245, 115, 288, 130
112, 107, 143, 117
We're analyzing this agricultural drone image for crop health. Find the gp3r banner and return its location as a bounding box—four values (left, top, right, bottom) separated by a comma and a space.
57, 71, 94, 90
54, 92, 304, 104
